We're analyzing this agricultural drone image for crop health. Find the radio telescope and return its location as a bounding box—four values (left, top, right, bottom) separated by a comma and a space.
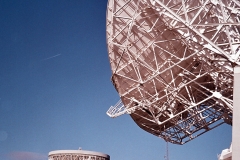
106, 0, 239, 147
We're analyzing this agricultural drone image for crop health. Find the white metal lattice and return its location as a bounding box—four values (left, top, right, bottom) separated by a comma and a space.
106, 0, 239, 144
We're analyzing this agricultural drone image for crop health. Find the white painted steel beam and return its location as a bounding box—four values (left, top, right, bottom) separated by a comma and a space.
233, 65, 240, 160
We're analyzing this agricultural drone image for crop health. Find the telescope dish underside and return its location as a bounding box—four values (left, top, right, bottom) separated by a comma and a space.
106, 0, 240, 144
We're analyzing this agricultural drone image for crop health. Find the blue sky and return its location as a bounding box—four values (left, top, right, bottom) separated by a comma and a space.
0, 1, 232, 160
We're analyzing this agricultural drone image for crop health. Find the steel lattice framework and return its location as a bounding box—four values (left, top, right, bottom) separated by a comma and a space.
106, 0, 240, 144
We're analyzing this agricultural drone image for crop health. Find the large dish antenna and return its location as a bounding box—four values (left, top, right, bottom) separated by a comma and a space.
106, 0, 240, 145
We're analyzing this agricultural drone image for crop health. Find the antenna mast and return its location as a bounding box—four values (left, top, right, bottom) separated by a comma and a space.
164, 142, 169, 160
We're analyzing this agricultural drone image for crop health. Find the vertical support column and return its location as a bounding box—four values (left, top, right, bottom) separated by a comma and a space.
233, 65, 240, 160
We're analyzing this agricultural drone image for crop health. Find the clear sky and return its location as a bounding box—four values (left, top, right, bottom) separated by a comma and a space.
0, 1, 232, 160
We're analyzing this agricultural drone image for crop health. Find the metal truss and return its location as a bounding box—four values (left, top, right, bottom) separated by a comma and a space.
106, 0, 239, 144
